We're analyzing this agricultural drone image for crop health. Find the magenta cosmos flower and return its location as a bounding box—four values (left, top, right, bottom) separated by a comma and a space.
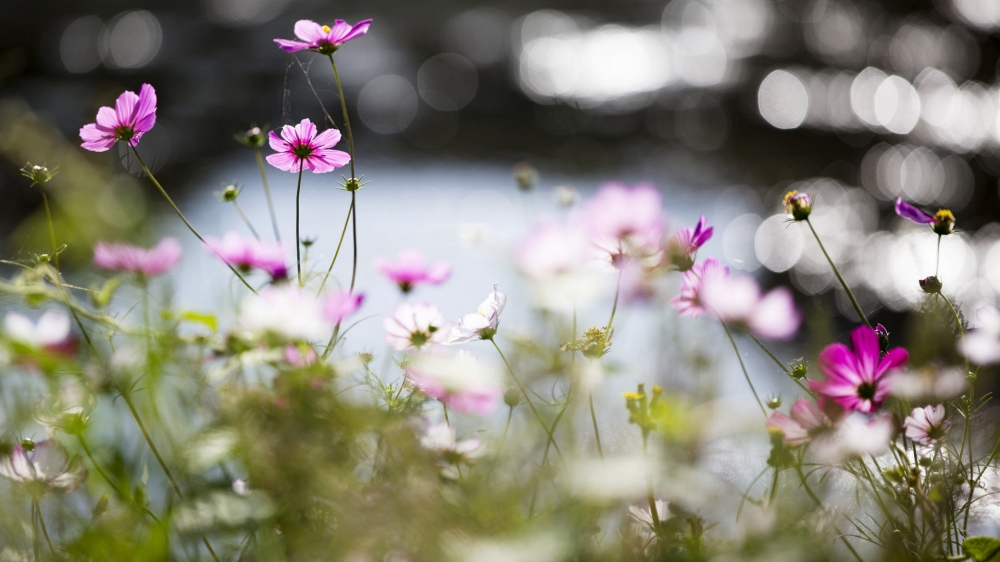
667, 215, 713, 270
94, 238, 181, 278
895, 198, 955, 235
324, 290, 364, 325
810, 326, 909, 414
274, 19, 372, 54
266, 119, 350, 173
79, 84, 157, 152
376, 250, 450, 293
205, 232, 287, 279
670, 257, 727, 318
766, 399, 831, 447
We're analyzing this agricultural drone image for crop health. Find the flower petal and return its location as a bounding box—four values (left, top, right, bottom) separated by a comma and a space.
274, 38, 312, 52
266, 151, 298, 172
850, 326, 881, 381
293, 20, 326, 43
874, 347, 909, 380
894, 198, 934, 224
339, 19, 373, 43
95, 106, 119, 128
312, 127, 342, 148
818, 343, 862, 386
114, 88, 140, 127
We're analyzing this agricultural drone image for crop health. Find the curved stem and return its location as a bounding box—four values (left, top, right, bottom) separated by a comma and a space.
77, 434, 161, 523
642, 432, 661, 532
605, 269, 622, 334
720, 321, 766, 416
328, 55, 359, 294
741, 326, 815, 397
491, 339, 561, 459
588, 391, 604, 460
295, 164, 304, 287
233, 201, 260, 240
317, 200, 354, 295
41, 191, 59, 270
253, 148, 281, 242
527, 404, 568, 518
129, 146, 256, 294
805, 218, 871, 329
34, 500, 55, 553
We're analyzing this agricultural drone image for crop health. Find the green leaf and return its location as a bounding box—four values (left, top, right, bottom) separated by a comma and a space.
963, 536, 1000, 561
178, 310, 218, 332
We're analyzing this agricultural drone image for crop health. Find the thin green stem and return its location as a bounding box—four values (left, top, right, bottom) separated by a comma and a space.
527, 404, 568, 518
642, 432, 661, 532
317, 200, 354, 296
588, 391, 604, 460
491, 339, 562, 459
34, 500, 55, 553
41, 190, 59, 270
77, 434, 161, 523
328, 55, 359, 294
936, 234, 942, 278
742, 326, 815, 397
295, 164, 304, 287
130, 146, 256, 294
720, 321, 766, 416
794, 463, 865, 562
233, 201, 260, 240
253, 148, 281, 242
806, 218, 871, 329
605, 269, 622, 334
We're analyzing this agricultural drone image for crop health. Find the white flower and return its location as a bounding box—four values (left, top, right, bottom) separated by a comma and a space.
629, 500, 669, 532
446, 285, 506, 344
420, 422, 484, 462
404, 350, 503, 414
891, 366, 967, 401
0, 440, 86, 494
904, 404, 950, 445
4, 310, 71, 350
239, 285, 331, 342
810, 413, 894, 464
232, 479, 250, 496
384, 303, 448, 351
960, 306, 1000, 365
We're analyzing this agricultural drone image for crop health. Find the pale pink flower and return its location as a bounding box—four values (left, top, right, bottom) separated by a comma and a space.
669, 257, 728, 318
375, 250, 450, 293
904, 404, 950, 445
266, 118, 350, 173
205, 232, 287, 279
514, 220, 589, 280
699, 273, 801, 340
811, 413, 894, 464
445, 285, 506, 344
284, 345, 318, 368
960, 306, 1000, 365
666, 215, 713, 270
420, 422, 484, 463
93, 238, 181, 278
404, 350, 502, 414
0, 440, 86, 494
4, 310, 72, 353
384, 303, 448, 351
809, 326, 909, 414
766, 399, 831, 447
274, 19, 372, 54
581, 182, 665, 257
79, 84, 157, 152
629, 499, 669, 533
323, 291, 364, 325
232, 479, 250, 496
239, 285, 330, 342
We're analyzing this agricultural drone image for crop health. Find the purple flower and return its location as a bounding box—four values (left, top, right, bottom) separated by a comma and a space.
93, 238, 181, 278
79, 84, 157, 152
205, 232, 287, 279
0, 440, 86, 495
274, 19, 372, 54
266, 118, 350, 173
810, 326, 909, 414
375, 250, 450, 293
766, 399, 831, 447
894, 198, 934, 224
903, 404, 950, 445
667, 215, 713, 270
323, 291, 364, 325
404, 350, 502, 415
669, 257, 728, 318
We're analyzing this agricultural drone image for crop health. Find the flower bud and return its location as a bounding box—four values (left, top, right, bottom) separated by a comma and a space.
220, 183, 240, 202
766, 395, 782, 409
236, 126, 267, 148
875, 323, 890, 355
919, 276, 942, 295
789, 358, 807, 380
513, 162, 537, 192
554, 185, 578, 207
21, 163, 56, 186
931, 209, 955, 235
783, 190, 811, 221
343, 178, 362, 192
502, 386, 523, 408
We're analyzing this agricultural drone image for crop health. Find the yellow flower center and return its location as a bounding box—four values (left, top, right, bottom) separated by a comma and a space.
783, 190, 798, 206
322, 25, 331, 33
934, 209, 954, 222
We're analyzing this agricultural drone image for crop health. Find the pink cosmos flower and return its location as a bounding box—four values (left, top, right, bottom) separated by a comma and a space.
375, 250, 450, 293
93, 238, 181, 278
404, 350, 502, 414
274, 19, 372, 54
384, 303, 448, 351
894, 198, 934, 224
266, 118, 350, 173
904, 404, 949, 445
79, 84, 157, 152
670, 257, 728, 318
667, 215, 713, 270
960, 306, 1000, 365
766, 399, 831, 447
810, 326, 909, 414
323, 291, 364, 325
0, 440, 86, 494
420, 422, 484, 463
514, 220, 589, 281
205, 232, 287, 279
701, 274, 801, 341
582, 182, 665, 267
284, 345, 318, 368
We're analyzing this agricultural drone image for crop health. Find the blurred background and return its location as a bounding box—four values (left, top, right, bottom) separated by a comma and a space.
3, 0, 1000, 340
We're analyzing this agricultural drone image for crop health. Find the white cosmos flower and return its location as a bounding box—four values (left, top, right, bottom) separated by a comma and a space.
0, 440, 86, 494
384, 303, 448, 351
239, 285, 331, 342
4, 310, 71, 350
629, 500, 669, 532
960, 306, 1000, 365
446, 285, 506, 344
810, 413, 894, 464
420, 422, 484, 462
